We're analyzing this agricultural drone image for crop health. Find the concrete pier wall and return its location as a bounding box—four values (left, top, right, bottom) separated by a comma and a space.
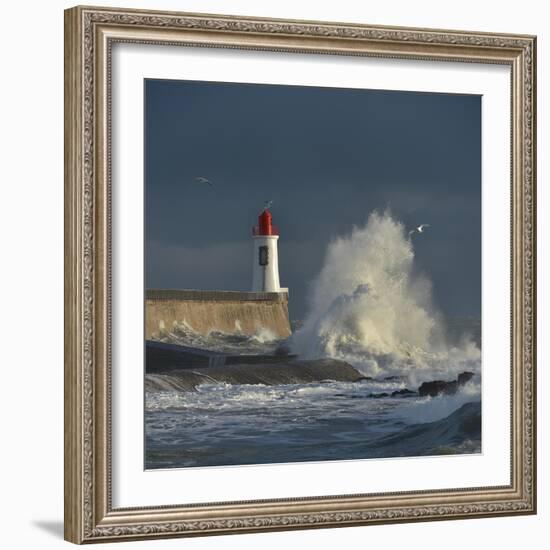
146, 340, 297, 370
145, 289, 292, 340
145, 358, 364, 392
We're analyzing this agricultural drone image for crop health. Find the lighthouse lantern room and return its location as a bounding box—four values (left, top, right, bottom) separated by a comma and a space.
252, 207, 283, 293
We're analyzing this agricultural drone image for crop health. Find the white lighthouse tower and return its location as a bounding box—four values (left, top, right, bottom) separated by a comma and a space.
251, 206, 284, 293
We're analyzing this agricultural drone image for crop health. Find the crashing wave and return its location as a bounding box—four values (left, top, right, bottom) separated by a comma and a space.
156, 321, 283, 356
291, 211, 481, 383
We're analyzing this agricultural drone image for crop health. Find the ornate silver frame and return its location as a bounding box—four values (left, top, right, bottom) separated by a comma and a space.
64, 5, 537, 544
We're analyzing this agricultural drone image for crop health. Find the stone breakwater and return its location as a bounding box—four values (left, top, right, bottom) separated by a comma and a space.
145, 358, 364, 392
145, 289, 291, 340
145, 338, 478, 395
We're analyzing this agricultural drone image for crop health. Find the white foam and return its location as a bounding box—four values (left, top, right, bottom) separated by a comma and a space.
396, 381, 481, 424
291, 211, 481, 383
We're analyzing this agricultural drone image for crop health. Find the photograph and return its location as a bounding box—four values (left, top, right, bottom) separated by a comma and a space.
61, 4, 537, 543
0, 0, 544, 545
144, 79, 483, 469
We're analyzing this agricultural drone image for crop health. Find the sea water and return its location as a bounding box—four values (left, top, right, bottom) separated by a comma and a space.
145, 212, 482, 469
146, 375, 480, 469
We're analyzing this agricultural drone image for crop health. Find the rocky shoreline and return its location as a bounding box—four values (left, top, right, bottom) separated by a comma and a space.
368, 371, 476, 399
145, 354, 476, 395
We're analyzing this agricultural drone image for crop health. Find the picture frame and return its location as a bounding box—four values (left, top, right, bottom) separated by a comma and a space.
64, 5, 537, 544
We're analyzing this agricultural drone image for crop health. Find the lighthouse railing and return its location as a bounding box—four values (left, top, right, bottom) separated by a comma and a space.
252, 224, 279, 236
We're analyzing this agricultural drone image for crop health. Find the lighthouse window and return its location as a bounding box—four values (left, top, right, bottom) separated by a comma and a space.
259, 246, 269, 266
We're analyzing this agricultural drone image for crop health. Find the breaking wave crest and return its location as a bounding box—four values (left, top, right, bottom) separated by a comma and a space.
291, 211, 480, 384
157, 321, 282, 355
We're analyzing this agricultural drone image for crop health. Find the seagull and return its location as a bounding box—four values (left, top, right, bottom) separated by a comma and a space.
408, 224, 430, 237
194, 176, 213, 186
263, 200, 274, 210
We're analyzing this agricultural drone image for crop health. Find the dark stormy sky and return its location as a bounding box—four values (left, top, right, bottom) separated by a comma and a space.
145, 79, 481, 321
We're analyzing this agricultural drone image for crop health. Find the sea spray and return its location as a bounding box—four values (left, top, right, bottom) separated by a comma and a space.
291, 211, 480, 383
159, 322, 283, 355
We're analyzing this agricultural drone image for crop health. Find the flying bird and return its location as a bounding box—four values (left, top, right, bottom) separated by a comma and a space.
408, 224, 431, 237
194, 176, 213, 186
263, 200, 274, 210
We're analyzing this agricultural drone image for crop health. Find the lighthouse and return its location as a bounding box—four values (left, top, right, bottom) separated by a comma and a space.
251, 206, 284, 293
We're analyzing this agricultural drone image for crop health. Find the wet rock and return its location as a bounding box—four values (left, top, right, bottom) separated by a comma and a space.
418, 371, 476, 397
391, 388, 416, 398
458, 371, 475, 386
368, 392, 390, 398
418, 380, 458, 397
274, 345, 292, 356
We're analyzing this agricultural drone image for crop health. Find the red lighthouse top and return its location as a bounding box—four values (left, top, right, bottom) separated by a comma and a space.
253, 208, 279, 236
